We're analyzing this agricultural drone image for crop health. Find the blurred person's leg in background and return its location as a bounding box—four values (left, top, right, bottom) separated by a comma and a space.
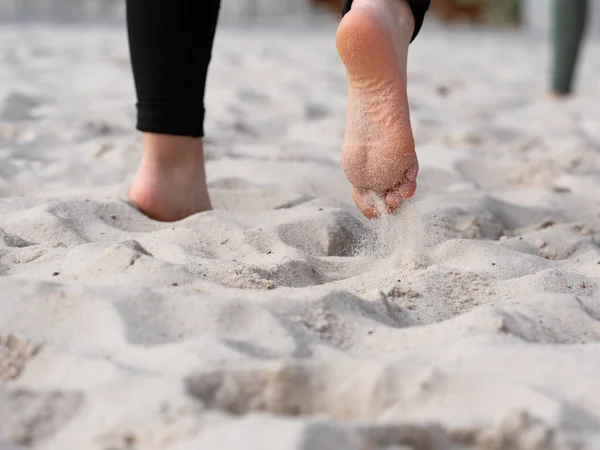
551, 0, 588, 96
125, 0, 429, 222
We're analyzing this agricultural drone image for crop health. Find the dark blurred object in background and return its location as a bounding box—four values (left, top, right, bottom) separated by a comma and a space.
551, 0, 588, 96
308, 0, 520, 26
429, 0, 520, 26
310, 0, 344, 15
429, 0, 485, 23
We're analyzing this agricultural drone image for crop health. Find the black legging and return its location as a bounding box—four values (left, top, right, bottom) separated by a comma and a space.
126, 0, 430, 138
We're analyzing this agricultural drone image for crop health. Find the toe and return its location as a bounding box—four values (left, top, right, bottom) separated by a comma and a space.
352, 179, 418, 219
391, 180, 417, 200
383, 162, 418, 213
352, 188, 379, 218
384, 181, 415, 213
404, 160, 419, 184
353, 187, 404, 218
385, 189, 404, 212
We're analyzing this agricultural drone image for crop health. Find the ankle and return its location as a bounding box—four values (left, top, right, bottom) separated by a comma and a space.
390, 0, 415, 40
352, 0, 414, 35
141, 133, 205, 170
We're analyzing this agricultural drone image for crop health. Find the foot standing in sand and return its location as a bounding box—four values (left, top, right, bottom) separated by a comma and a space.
126, 0, 430, 222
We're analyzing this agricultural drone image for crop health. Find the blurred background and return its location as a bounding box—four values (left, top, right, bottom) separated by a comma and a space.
0, 0, 596, 36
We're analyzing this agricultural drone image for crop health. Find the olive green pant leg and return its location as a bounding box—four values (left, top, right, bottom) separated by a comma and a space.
551, 0, 588, 95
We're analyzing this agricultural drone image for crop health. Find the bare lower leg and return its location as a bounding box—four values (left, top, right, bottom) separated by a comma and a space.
128, 133, 211, 222
337, 0, 417, 218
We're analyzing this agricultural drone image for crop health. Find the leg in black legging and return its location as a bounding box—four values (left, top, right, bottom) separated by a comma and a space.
126, 0, 219, 222
127, 0, 220, 137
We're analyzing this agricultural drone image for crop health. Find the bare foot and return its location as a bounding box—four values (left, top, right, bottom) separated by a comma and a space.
128, 134, 212, 222
336, 0, 418, 218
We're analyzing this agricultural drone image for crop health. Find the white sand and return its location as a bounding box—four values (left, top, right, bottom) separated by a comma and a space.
1, 19, 600, 450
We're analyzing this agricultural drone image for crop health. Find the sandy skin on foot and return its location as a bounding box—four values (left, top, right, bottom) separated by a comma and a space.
337, 0, 418, 218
